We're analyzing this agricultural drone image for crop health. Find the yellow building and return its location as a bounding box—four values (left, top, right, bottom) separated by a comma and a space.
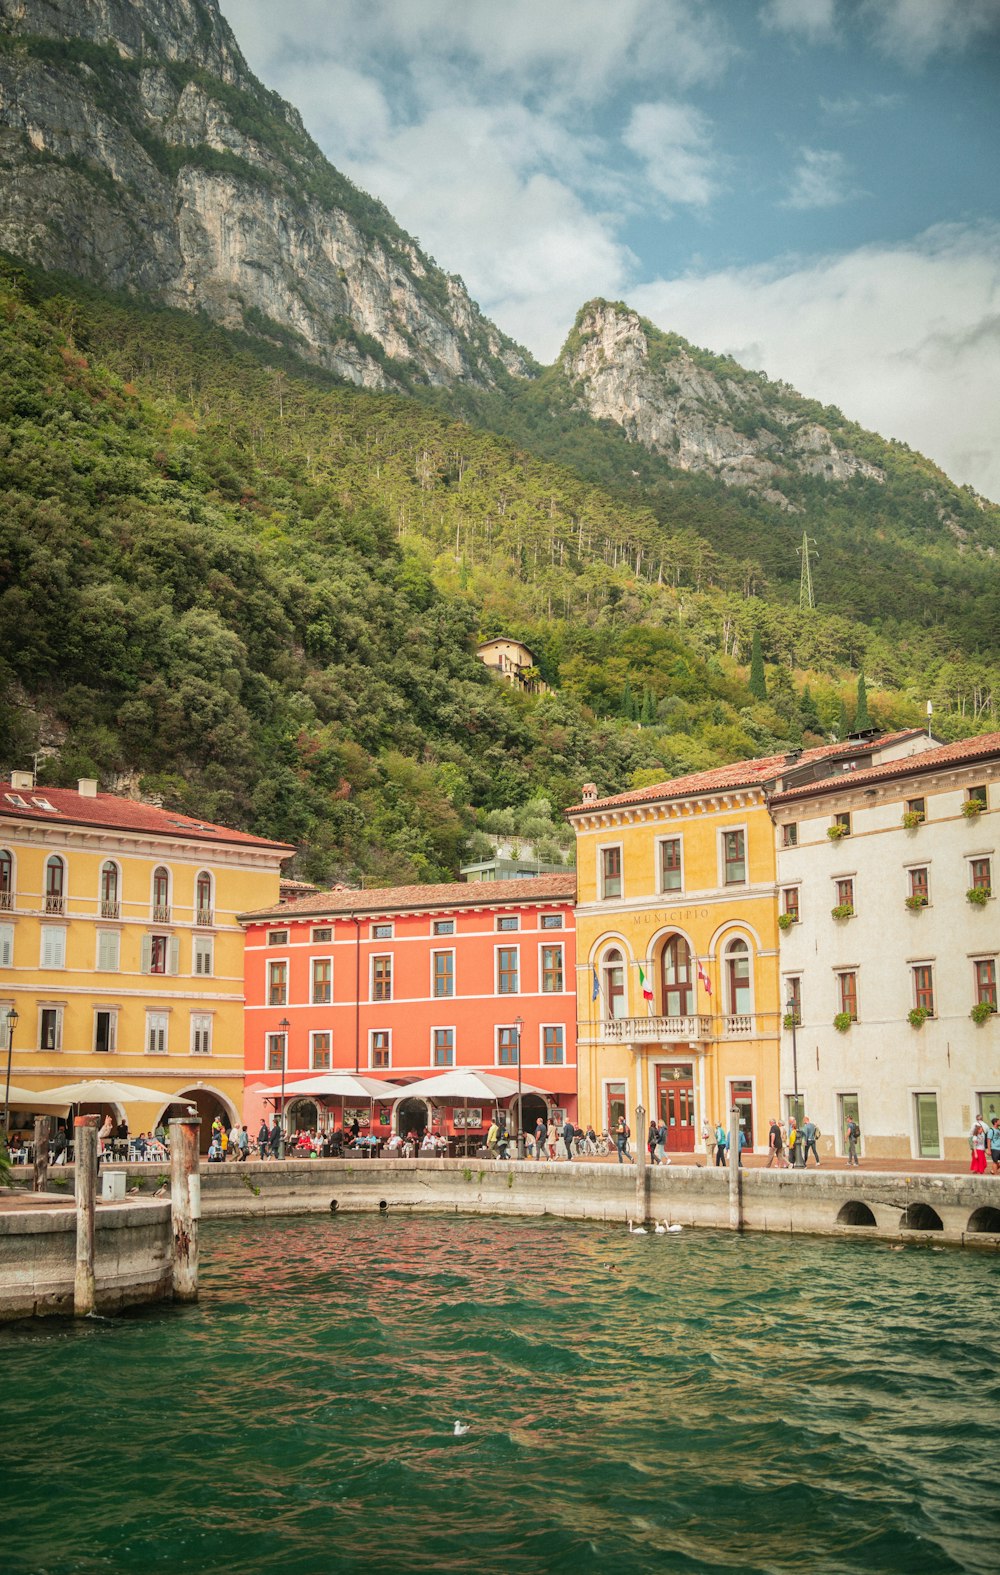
0, 773, 291, 1140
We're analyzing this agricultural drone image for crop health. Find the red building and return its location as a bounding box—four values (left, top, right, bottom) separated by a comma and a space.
240, 875, 577, 1142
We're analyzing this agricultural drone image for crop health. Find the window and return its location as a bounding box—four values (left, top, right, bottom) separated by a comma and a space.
370, 1030, 390, 1069
725, 939, 752, 1015
834, 812, 852, 835
96, 929, 120, 972
660, 935, 692, 1016
40, 926, 66, 969
782, 888, 799, 921
497, 1026, 519, 1066
311, 957, 332, 1005
100, 861, 119, 919
432, 951, 454, 998
540, 913, 563, 930
268, 929, 289, 946
0, 923, 11, 968
94, 1010, 116, 1054
542, 1025, 565, 1065
268, 959, 288, 1005
496, 915, 519, 932
781, 823, 798, 848
974, 959, 997, 1009
40, 1006, 62, 1051
541, 944, 564, 992
311, 1030, 332, 1070
193, 936, 214, 977
601, 845, 622, 899
152, 866, 170, 922
266, 1032, 286, 1071
143, 934, 179, 976
909, 867, 929, 903
497, 946, 519, 994
915, 1092, 941, 1158
785, 976, 802, 1020
659, 837, 682, 892
723, 830, 746, 885
195, 871, 213, 925
837, 971, 858, 1020
191, 1015, 212, 1055
432, 1028, 455, 1067
913, 965, 934, 1015
835, 878, 855, 909
312, 927, 332, 943
0, 848, 11, 908
906, 797, 926, 822
146, 1012, 169, 1055
604, 949, 627, 1019
433, 919, 455, 936
372, 955, 392, 1001
45, 855, 65, 914
970, 858, 992, 893
372, 923, 393, 940
968, 785, 988, 809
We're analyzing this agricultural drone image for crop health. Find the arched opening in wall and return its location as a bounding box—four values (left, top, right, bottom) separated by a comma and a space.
162, 1088, 235, 1153
966, 1206, 1000, 1234
396, 1097, 429, 1139
517, 1093, 548, 1142
837, 1201, 877, 1228
658, 934, 693, 1018
900, 1203, 944, 1231
286, 1098, 319, 1134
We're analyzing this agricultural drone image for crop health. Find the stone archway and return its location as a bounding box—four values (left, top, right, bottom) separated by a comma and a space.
900, 1202, 943, 1231
837, 1201, 877, 1228
286, 1098, 319, 1134
162, 1087, 237, 1154
966, 1206, 1000, 1234
396, 1097, 429, 1139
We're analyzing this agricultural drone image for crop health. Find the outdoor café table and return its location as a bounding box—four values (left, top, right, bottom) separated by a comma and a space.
350, 1138, 380, 1160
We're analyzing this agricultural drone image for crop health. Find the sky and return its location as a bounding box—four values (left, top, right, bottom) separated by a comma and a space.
218, 0, 1000, 500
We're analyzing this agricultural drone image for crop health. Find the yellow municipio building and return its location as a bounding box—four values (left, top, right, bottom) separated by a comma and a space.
0, 773, 291, 1142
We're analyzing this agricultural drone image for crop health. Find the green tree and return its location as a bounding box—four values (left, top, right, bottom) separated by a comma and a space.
854, 672, 871, 730
748, 629, 767, 701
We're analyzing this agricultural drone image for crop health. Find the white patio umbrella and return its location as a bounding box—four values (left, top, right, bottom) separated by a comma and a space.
43, 1078, 191, 1109
254, 1072, 401, 1146
3, 1084, 73, 1111
398, 1070, 554, 1156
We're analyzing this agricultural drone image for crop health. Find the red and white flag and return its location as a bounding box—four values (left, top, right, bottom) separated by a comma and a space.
697, 961, 712, 996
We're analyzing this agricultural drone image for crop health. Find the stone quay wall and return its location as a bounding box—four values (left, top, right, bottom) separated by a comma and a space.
0, 1197, 172, 1320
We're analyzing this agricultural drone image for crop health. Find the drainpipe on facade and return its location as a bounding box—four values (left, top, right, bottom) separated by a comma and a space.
353, 917, 362, 1074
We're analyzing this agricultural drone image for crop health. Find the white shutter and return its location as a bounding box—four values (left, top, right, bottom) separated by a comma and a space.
0, 925, 11, 967
140, 935, 152, 974
168, 936, 180, 975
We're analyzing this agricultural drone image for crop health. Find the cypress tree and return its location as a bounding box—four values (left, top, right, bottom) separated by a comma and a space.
836, 697, 850, 740
620, 681, 635, 720
855, 672, 871, 730
748, 629, 767, 701
641, 688, 657, 725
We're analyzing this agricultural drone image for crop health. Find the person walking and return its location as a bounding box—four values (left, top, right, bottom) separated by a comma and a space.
269, 1117, 282, 1159
714, 1120, 727, 1167
615, 1115, 629, 1164
534, 1116, 547, 1159
845, 1115, 861, 1167
582, 1124, 598, 1157
787, 1116, 800, 1168
237, 1124, 250, 1162
257, 1119, 269, 1160
486, 1117, 499, 1157
766, 1117, 783, 1168
701, 1119, 714, 1165
656, 1118, 669, 1166
801, 1116, 820, 1166
647, 1119, 660, 1165
989, 1118, 1000, 1175
546, 1115, 559, 1160
970, 1118, 988, 1174
562, 1116, 576, 1161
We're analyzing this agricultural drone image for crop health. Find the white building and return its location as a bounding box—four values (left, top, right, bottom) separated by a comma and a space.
771, 732, 1000, 1161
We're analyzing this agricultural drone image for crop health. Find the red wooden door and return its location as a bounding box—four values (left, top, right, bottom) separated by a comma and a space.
657, 1065, 695, 1151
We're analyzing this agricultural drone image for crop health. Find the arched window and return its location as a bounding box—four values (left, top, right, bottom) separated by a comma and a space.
152, 866, 171, 921
660, 935, 692, 1017
45, 854, 65, 913
725, 938, 752, 1015
195, 870, 213, 923
0, 849, 11, 909
100, 860, 119, 918
603, 948, 627, 1019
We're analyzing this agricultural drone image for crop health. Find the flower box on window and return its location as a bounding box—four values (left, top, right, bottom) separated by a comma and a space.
778, 912, 795, 931
833, 1011, 853, 1033
905, 894, 927, 911
970, 1001, 997, 1025
830, 903, 855, 920
967, 886, 992, 907
908, 1006, 932, 1028
827, 824, 849, 841
902, 810, 924, 829
962, 799, 984, 819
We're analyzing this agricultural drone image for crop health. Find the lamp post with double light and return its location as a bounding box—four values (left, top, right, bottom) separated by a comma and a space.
278, 1016, 290, 1159
2, 1006, 18, 1141
513, 1015, 525, 1159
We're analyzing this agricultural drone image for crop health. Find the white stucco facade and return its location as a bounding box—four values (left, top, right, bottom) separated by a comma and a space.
772, 737, 1000, 1160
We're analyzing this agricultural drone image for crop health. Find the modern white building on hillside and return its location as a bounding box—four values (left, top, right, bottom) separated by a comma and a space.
771, 731, 1000, 1161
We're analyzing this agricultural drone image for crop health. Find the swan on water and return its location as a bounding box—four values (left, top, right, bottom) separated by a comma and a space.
627, 1221, 647, 1234
453, 1420, 471, 1436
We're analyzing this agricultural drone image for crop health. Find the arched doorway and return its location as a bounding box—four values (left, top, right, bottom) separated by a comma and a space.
515, 1093, 548, 1142
161, 1088, 236, 1153
286, 1098, 319, 1133
396, 1097, 429, 1139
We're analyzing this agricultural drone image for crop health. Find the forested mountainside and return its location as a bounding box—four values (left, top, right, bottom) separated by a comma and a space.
1, 261, 997, 887
0, 0, 532, 392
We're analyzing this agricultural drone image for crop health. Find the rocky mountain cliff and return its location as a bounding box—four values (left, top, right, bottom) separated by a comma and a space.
0, 0, 533, 391
556, 300, 885, 508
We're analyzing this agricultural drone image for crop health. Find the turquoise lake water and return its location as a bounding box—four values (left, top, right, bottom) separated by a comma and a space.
3, 1215, 999, 1574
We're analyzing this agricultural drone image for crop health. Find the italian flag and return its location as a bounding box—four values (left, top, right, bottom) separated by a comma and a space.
638, 964, 654, 1002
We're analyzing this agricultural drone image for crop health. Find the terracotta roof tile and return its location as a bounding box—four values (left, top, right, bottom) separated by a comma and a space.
0, 784, 294, 852
240, 871, 577, 923
770, 731, 1000, 804
565, 731, 925, 814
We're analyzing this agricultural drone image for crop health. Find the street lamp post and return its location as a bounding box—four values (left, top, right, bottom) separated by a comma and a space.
514, 1015, 524, 1160
278, 1016, 290, 1160
3, 1006, 18, 1142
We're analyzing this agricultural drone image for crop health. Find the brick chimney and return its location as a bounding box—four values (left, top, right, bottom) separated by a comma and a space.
581, 782, 598, 803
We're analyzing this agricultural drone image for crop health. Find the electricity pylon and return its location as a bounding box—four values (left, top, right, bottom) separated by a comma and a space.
797, 532, 817, 610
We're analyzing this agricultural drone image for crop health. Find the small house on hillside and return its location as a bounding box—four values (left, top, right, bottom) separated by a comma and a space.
476, 637, 546, 694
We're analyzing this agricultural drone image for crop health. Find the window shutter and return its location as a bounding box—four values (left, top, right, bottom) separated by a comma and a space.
0, 927, 10, 967
168, 936, 180, 975
140, 935, 152, 973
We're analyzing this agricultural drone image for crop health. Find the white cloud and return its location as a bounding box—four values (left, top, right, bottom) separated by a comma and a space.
862, 0, 1000, 69
623, 101, 720, 208
781, 147, 857, 209
760, 0, 838, 40
628, 223, 1000, 501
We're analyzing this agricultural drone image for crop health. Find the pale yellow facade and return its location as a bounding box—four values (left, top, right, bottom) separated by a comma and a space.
569, 785, 782, 1153
0, 783, 289, 1141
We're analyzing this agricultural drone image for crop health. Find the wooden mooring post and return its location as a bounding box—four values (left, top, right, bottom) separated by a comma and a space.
728, 1104, 743, 1232
73, 1115, 99, 1317
169, 1115, 202, 1302
634, 1102, 648, 1225
32, 1115, 50, 1193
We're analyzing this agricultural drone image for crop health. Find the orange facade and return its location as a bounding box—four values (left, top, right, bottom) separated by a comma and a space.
241, 875, 577, 1140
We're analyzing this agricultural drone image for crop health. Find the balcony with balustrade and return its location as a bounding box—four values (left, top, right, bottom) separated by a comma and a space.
195, 907, 214, 927
100, 899, 120, 919
0, 888, 12, 911
44, 893, 65, 914
602, 1015, 714, 1045
152, 904, 171, 923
